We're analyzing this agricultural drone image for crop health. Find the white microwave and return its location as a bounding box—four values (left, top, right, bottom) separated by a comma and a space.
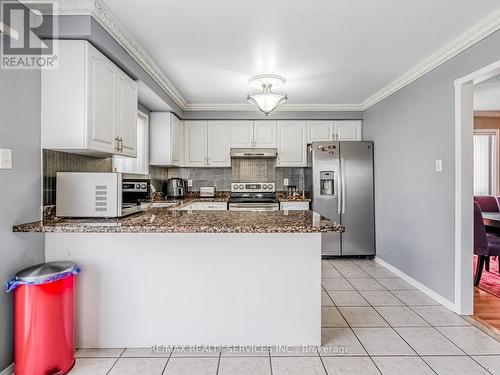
56, 172, 150, 218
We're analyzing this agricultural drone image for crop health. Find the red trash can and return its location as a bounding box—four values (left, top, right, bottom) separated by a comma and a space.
6, 262, 81, 375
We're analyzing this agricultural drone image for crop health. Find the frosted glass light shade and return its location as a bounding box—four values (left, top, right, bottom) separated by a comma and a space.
247, 93, 287, 115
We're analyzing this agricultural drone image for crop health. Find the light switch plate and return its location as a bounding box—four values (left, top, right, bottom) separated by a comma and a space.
284, 178, 289, 186
187, 179, 193, 187
435, 159, 443, 173
0, 149, 12, 169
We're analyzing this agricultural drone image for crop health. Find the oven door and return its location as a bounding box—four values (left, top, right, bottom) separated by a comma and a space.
228, 202, 280, 212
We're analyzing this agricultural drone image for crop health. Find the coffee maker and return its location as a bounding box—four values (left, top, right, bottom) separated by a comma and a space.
164, 178, 186, 199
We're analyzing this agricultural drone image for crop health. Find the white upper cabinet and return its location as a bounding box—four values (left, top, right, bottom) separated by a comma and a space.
254, 121, 277, 148
230, 120, 276, 148
277, 121, 307, 167
42, 40, 138, 157
307, 121, 334, 142
185, 121, 231, 167
207, 121, 231, 167
230, 121, 254, 148
184, 121, 208, 167
334, 120, 362, 141
149, 112, 184, 166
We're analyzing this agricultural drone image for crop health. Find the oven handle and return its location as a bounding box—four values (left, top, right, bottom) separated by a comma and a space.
228, 203, 280, 211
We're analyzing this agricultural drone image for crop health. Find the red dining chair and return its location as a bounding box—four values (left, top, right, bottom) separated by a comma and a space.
474, 196, 500, 212
474, 202, 500, 286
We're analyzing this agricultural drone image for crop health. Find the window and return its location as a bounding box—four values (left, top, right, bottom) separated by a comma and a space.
473, 130, 498, 196
113, 111, 149, 175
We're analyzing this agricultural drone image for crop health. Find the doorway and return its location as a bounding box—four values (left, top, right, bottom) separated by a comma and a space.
455, 61, 500, 331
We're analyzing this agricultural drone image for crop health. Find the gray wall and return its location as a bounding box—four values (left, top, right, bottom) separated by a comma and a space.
363, 30, 500, 303
0, 66, 44, 371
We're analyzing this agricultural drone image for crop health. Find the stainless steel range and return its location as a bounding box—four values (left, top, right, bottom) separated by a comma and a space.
228, 182, 279, 211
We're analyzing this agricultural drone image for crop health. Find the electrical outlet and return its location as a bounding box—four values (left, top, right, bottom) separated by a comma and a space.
0, 149, 12, 169
284, 178, 289, 186
187, 179, 193, 187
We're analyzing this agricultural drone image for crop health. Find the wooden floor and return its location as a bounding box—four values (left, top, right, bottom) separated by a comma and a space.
473, 287, 500, 334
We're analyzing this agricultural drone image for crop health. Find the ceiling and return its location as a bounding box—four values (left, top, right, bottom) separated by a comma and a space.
475, 75, 500, 111
103, 0, 500, 107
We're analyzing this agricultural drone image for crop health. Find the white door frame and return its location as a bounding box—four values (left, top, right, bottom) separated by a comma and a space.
454, 59, 500, 315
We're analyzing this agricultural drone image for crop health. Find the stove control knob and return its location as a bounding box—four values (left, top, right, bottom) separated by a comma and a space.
135, 184, 141, 189
233, 184, 238, 190
269, 184, 274, 190
262, 185, 268, 190
239, 184, 244, 189
141, 184, 147, 189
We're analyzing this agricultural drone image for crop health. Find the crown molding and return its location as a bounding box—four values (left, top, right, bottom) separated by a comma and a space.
361, 7, 500, 110
474, 111, 500, 118
184, 103, 363, 112
24, 1, 500, 113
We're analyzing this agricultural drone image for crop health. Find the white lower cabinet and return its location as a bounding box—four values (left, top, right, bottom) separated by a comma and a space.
174, 202, 227, 210
277, 121, 307, 167
42, 40, 138, 157
185, 121, 231, 167
150, 113, 184, 166
334, 120, 362, 141
280, 202, 310, 210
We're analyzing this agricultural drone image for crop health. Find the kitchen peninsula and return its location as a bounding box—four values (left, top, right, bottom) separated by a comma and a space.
14, 209, 343, 348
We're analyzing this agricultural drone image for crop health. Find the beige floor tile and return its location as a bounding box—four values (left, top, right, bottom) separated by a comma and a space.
70, 358, 116, 375
338, 307, 388, 327
472, 355, 500, 375
322, 267, 343, 278
322, 306, 349, 327
122, 347, 172, 357
322, 261, 334, 269
374, 306, 429, 327
437, 326, 500, 355
372, 357, 434, 375
75, 348, 124, 358
109, 358, 167, 375
270, 346, 319, 357
391, 290, 440, 306
376, 278, 415, 290
322, 357, 380, 375
348, 278, 386, 291
336, 267, 371, 279
271, 356, 326, 375
321, 290, 335, 306
218, 357, 271, 375
171, 346, 221, 357
163, 358, 219, 375
423, 356, 491, 375
358, 290, 404, 306
221, 346, 269, 357
352, 328, 415, 356
395, 327, 464, 355
411, 306, 470, 326
322, 278, 355, 291
364, 268, 397, 278
320, 328, 367, 356
326, 290, 370, 306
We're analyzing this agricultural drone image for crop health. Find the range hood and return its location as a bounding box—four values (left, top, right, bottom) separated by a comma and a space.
230, 148, 277, 158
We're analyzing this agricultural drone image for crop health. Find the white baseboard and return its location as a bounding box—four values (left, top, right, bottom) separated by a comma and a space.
375, 256, 457, 312
0, 364, 13, 375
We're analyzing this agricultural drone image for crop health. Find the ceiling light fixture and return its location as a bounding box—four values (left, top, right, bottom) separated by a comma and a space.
247, 74, 288, 115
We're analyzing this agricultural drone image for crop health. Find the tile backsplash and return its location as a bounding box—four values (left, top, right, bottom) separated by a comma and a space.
43, 149, 112, 205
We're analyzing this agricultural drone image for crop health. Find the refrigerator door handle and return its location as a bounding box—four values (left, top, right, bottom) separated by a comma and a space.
341, 157, 346, 214
337, 161, 342, 215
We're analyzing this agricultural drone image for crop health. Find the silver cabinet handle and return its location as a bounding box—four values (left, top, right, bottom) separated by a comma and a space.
341, 157, 346, 214
114, 136, 120, 152
118, 137, 123, 152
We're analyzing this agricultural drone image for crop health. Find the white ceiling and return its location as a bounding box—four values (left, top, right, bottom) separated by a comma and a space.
474, 75, 500, 111
103, 0, 500, 106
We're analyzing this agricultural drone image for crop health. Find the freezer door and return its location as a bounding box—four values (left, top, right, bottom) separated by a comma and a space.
339, 142, 375, 256
310, 142, 341, 255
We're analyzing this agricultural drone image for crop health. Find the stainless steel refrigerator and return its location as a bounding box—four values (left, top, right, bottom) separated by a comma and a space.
305, 141, 375, 256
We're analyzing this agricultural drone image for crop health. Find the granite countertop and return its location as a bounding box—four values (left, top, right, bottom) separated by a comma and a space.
14, 208, 344, 234
276, 192, 312, 202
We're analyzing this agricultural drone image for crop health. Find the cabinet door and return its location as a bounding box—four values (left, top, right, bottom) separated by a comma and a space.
254, 120, 277, 148
207, 121, 231, 167
172, 115, 184, 166
230, 120, 254, 148
87, 48, 117, 153
184, 121, 207, 167
115, 71, 138, 157
334, 120, 362, 141
280, 202, 310, 210
307, 121, 333, 142
277, 121, 307, 167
